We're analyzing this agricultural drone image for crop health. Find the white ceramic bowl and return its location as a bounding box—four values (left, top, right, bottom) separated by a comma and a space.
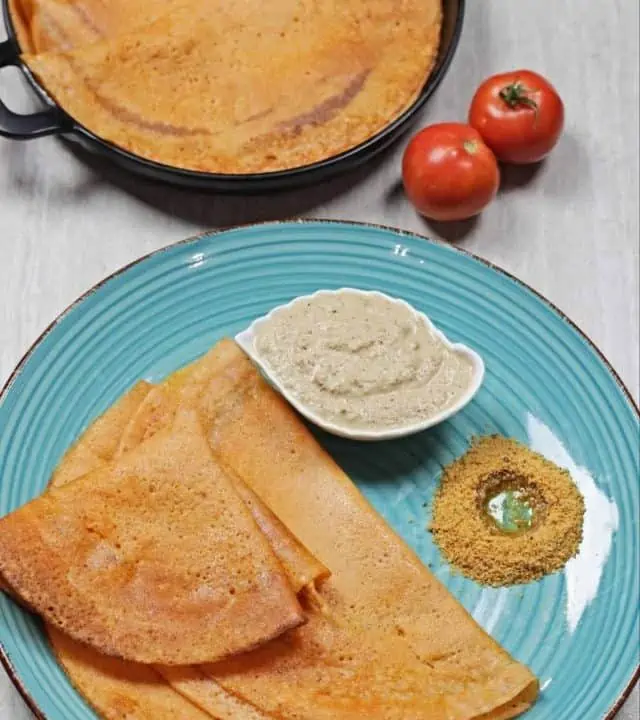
235, 289, 485, 441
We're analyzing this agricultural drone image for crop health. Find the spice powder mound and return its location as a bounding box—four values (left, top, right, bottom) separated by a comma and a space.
429, 435, 585, 586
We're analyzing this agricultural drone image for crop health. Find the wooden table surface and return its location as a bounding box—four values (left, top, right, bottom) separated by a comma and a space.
1, 0, 638, 717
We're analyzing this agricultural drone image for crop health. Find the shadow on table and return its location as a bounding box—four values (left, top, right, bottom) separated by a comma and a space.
499, 162, 544, 193
498, 133, 591, 199
63, 140, 390, 228
421, 215, 479, 243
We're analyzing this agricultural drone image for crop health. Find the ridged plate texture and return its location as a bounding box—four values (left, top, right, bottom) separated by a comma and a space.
0, 220, 638, 719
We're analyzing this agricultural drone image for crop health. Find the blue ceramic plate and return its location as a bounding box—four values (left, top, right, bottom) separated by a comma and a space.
0, 221, 638, 719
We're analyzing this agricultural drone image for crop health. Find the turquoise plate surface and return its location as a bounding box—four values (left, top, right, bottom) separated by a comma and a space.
0, 220, 638, 719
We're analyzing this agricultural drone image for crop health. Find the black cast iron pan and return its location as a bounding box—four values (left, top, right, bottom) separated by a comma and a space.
0, 0, 465, 192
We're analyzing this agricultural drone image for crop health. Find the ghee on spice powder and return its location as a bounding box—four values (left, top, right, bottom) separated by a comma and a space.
430, 435, 585, 586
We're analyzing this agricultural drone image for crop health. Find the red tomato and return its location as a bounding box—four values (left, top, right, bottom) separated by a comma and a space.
469, 70, 564, 164
402, 123, 500, 221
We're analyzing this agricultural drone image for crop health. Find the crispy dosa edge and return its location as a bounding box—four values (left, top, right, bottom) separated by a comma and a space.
7, 0, 35, 53
0, 409, 305, 665
231, 475, 330, 593
49, 380, 152, 487
156, 665, 275, 720
0, 382, 151, 596
163, 579, 533, 720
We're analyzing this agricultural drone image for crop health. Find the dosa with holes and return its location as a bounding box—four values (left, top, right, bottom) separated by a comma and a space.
1, 338, 537, 718
8, 0, 175, 53
10, 0, 441, 173
47, 626, 214, 720
0, 409, 305, 666
43, 382, 306, 720
55, 374, 328, 594
88, 340, 537, 717
99, 367, 479, 717
118, 358, 329, 593
152, 340, 537, 718
49, 380, 153, 488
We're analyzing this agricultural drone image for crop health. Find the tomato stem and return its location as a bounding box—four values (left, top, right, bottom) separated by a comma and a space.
499, 82, 538, 111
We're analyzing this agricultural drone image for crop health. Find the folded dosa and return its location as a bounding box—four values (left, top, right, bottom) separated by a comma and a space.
2, 340, 537, 718
155, 665, 274, 720
120, 388, 329, 593
93, 360, 480, 717
15, 0, 441, 173
157, 580, 530, 720
44, 383, 282, 720
0, 382, 151, 596
53, 369, 328, 593
83, 341, 536, 717
162, 586, 536, 718
160, 341, 538, 719
48, 626, 214, 720
50, 380, 152, 488
0, 409, 305, 665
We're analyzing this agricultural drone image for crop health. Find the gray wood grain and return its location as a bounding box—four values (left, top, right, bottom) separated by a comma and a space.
0, 0, 638, 718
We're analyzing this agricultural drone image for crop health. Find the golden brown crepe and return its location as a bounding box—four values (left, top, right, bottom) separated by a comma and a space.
119, 386, 329, 594
79, 341, 536, 718
0, 384, 152, 597
0, 409, 305, 665
43, 382, 284, 720
159, 580, 531, 720
48, 626, 214, 720
54, 376, 328, 594
50, 380, 152, 488
12, 0, 442, 173
158, 340, 538, 719
100, 361, 467, 717
3, 340, 536, 718
155, 665, 274, 720
9, 0, 177, 53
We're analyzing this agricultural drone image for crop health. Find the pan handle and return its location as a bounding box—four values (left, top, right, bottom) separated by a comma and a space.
0, 39, 68, 139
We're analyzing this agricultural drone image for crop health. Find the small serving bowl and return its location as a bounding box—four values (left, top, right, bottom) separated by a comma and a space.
235, 288, 485, 441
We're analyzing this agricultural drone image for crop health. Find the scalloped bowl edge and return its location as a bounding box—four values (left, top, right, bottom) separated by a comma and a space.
235, 288, 485, 441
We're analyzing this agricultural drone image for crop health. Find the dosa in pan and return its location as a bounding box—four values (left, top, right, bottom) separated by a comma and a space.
8, 0, 175, 53
13, 0, 442, 173
0, 410, 305, 665
116, 340, 538, 718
